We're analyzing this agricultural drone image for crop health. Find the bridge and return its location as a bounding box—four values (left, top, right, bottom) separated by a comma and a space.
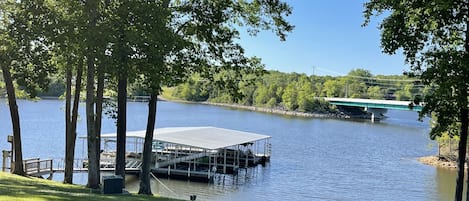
324, 98, 422, 122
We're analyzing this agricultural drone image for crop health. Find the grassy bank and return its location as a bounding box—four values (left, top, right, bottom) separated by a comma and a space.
0, 172, 182, 201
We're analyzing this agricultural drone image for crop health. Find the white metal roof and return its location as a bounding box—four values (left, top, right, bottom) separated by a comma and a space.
99, 127, 271, 150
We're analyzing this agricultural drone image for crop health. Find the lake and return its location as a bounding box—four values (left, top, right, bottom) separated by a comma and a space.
0, 99, 459, 201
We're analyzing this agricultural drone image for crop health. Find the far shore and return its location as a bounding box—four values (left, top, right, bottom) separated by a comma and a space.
23, 95, 368, 120
158, 96, 350, 119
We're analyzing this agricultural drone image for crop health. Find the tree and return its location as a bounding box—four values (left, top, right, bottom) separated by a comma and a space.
323, 79, 344, 97
367, 86, 382, 99
297, 76, 315, 112
84, 0, 100, 189
254, 85, 269, 106
345, 69, 372, 98
64, 57, 84, 184
0, 3, 23, 174
282, 82, 298, 110
1, 0, 55, 176
40, 0, 88, 184
364, 1, 469, 200
125, 0, 294, 195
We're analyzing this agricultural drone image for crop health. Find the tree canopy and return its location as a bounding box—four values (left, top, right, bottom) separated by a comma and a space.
168, 69, 426, 113
364, 1, 469, 200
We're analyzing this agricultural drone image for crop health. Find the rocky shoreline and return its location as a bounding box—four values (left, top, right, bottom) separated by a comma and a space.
203, 102, 347, 119
157, 95, 352, 119
418, 156, 462, 170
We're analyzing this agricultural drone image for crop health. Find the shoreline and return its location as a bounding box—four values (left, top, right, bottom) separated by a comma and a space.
201, 102, 345, 119
159, 96, 350, 119
418, 156, 463, 170
37, 95, 366, 120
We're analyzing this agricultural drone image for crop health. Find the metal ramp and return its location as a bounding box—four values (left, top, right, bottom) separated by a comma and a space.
126, 159, 142, 169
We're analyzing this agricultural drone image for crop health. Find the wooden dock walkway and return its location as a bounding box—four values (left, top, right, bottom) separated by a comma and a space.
20, 158, 143, 178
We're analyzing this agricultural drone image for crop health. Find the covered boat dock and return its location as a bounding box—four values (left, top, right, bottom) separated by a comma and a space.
99, 127, 272, 182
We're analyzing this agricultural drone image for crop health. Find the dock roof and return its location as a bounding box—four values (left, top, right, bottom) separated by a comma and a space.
99, 127, 271, 150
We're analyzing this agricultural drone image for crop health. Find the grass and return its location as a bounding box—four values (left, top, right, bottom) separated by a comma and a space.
0, 172, 183, 201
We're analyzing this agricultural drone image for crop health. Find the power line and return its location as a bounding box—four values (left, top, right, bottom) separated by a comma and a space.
314, 67, 421, 82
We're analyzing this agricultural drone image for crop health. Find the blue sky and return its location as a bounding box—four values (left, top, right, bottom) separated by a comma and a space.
238, 1, 407, 76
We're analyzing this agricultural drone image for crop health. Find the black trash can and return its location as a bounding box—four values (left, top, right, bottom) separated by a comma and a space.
102, 175, 123, 194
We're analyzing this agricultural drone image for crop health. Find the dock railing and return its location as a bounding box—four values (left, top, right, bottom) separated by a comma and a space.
23, 158, 53, 176
54, 158, 87, 172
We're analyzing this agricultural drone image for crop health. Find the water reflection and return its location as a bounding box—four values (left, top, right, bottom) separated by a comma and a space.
435, 168, 465, 201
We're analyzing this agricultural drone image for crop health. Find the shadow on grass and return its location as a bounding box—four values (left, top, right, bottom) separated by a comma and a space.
0, 172, 182, 201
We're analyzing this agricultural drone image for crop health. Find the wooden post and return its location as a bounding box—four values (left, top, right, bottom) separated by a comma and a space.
174, 144, 177, 169
245, 146, 248, 169
223, 148, 226, 174
7, 135, 13, 173
208, 153, 211, 179
2, 150, 9, 172
49, 159, 53, 178
237, 145, 240, 169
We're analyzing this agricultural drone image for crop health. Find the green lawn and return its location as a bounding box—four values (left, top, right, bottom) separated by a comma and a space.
0, 172, 183, 201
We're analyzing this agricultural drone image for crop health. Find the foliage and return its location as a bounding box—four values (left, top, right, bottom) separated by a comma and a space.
364, 0, 469, 138
364, 1, 469, 200
436, 131, 459, 159
169, 69, 425, 113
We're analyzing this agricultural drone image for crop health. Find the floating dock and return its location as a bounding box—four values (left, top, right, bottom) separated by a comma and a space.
2, 127, 271, 182
98, 126, 272, 182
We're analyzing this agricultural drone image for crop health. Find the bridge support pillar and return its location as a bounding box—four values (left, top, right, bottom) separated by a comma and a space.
365, 108, 388, 122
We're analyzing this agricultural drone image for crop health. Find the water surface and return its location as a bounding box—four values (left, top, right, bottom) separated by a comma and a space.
0, 100, 457, 200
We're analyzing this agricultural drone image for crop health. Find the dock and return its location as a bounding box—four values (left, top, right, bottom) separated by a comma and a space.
7, 157, 143, 179
2, 127, 271, 183
98, 126, 272, 182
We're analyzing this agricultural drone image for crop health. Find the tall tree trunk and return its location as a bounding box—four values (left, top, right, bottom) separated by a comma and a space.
457, 107, 469, 201
116, 75, 127, 184
1, 64, 24, 176
115, 4, 129, 184
64, 62, 73, 183
95, 63, 104, 185
85, 0, 99, 189
64, 58, 83, 184
461, 9, 469, 201
86, 55, 98, 188
463, 88, 469, 201
455, 106, 468, 201
138, 93, 157, 195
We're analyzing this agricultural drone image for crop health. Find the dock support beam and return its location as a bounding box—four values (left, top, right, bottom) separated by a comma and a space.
223, 148, 227, 174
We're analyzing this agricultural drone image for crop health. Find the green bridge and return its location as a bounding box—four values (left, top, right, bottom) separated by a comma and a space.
324, 98, 422, 122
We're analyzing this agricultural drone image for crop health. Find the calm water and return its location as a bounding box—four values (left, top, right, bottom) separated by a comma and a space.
0, 99, 459, 201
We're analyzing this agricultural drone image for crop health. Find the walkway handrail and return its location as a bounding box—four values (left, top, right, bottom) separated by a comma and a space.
24, 158, 53, 175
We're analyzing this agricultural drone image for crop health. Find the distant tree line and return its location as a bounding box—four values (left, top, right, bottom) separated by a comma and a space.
1, 68, 426, 114
167, 68, 426, 113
